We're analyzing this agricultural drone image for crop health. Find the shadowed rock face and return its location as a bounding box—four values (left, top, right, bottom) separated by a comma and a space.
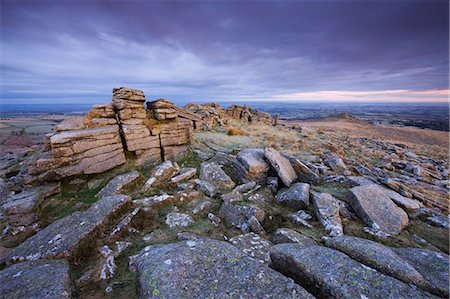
265, 147, 298, 187
270, 244, 436, 299
0, 259, 72, 299
2, 195, 131, 266
347, 184, 409, 235
134, 238, 313, 299
276, 182, 310, 209
311, 192, 343, 237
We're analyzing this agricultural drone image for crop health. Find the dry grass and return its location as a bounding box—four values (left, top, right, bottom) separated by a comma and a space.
227, 126, 245, 136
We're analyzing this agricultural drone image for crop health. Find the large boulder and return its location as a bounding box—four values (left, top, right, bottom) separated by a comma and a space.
270, 244, 436, 299
237, 148, 270, 174
96, 171, 140, 198
276, 183, 310, 209
394, 248, 449, 298
347, 184, 409, 235
311, 192, 343, 237
2, 195, 131, 266
0, 259, 72, 299
134, 238, 313, 298
265, 148, 298, 187
324, 236, 427, 289
199, 162, 235, 193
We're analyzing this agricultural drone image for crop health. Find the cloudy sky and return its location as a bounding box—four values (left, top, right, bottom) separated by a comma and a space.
1, 0, 448, 104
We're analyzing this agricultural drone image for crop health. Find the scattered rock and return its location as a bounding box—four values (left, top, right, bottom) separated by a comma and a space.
276, 182, 310, 209
233, 181, 257, 193
165, 212, 194, 228
283, 154, 320, 185
348, 184, 409, 235
199, 162, 235, 193
0, 259, 72, 298
270, 244, 435, 299
346, 176, 376, 187
143, 161, 180, 190
272, 228, 317, 246
219, 202, 265, 233
325, 156, 347, 172
192, 200, 216, 216
134, 238, 313, 298
324, 236, 427, 289
264, 147, 298, 187
220, 190, 243, 203
96, 171, 140, 198
288, 210, 313, 228
207, 213, 221, 226
266, 176, 279, 193
311, 192, 343, 237
247, 215, 266, 236
170, 167, 197, 184
194, 179, 216, 197
394, 247, 449, 297
133, 193, 173, 207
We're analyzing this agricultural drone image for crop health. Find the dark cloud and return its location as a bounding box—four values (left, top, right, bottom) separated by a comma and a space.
1, 0, 448, 103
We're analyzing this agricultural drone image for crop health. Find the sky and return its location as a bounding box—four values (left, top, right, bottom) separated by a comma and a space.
0, 0, 449, 104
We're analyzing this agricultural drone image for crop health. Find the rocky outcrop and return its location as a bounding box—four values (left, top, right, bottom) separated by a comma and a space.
28, 87, 198, 181
0, 259, 72, 299
134, 238, 313, 298
270, 244, 436, 299
2, 195, 131, 266
347, 184, 409, 235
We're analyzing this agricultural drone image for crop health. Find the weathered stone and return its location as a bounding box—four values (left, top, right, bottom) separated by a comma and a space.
324, 236, 427, 289
194, 179, 216, 197
55, 117, 85, 132
207, 212, 221, 226
220, 190, 243, 203
199, 162, 235, 193
265, 148, 298, 186
3, 195, 131, 265
219, 202, 265, 232
229, 233, 272, 264
247, 215, 266, 236
266, 176, 279, 193
165, 212, 194, 228
288, 210, 313, 228
346, 176, 376, 187
283, 154, 320, 185
192, 200, 216, 216
170, 167, 197, 183
237, 148, 270, 173
133, 193, 173, 207
233, 181, 257, 193
270, 244, 436, 299
394, 248, 449, 297
0, 259, 72, 299
325, 156, 347, 172
272, 228, 317, 246
96, 171, 140, 198
276, 182, 310, 209
348, 184, 409, 235
143, 161, 180, 190
311, 192, 343, 237
134, 238, 313, 298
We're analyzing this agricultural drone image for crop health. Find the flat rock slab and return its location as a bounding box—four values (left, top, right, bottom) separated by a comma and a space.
348, 184, 409, 235
229, 232, 272, 264
0, 259, 72, 299
283, 154, 320, 185
394, 248, 449, 298
237, 148, 270, 173
270, 244, 436, 299
324, 236, 427, 289
96, 171, 140, 198
3, 195, 131, 265
199, 162, 235, 193
265, 148, 297, 187
135, 238, 313, 298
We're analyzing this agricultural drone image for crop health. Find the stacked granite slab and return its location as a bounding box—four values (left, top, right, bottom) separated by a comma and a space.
226, 104, 272, 124
112, 87, 162, 165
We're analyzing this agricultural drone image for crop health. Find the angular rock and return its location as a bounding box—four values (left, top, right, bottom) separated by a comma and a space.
325, 156, 347, 172
143, 161, 180, 190
324, 236, 427, 289
134, 238, 313, 298
170, 167, 197, 184
0, 259, 72, 299
219, 202, 265, 232
199, 162, 235, 193
348, 184, 409, 235
311, 192, 343, 237
207, 213, 221, 226
247, 215, 266, 236
276, 182, 310, 209
165, 212, 194, 228
283, 154, 320, 185
266, 176, 279, 193
394, 248, 449, 297
288, 210, 313, 228
220, 190, 243, 203
265, 148, 298, 186
229, 232, 272, 264
3, 195, 131, 265
237, 148, 270, 174
272, 228, 317, 246
233, 181, 257, 193
270, 244, 436, 299
194, 179, 216, 197
96, 171, 140, 198
346, 176, 376, 187
133, 193, 173, 207
192, 200, 216, 216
